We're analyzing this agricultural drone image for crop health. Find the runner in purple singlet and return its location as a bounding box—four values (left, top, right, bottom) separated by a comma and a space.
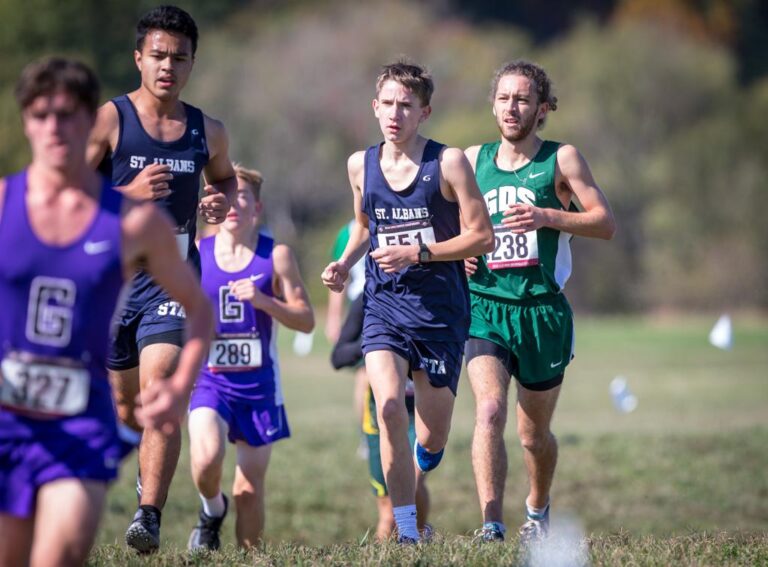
187, 165, 314, 550
0, 58, 212, 567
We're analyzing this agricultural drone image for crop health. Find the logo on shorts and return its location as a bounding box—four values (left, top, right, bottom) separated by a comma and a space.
421, 357, 446, 375
157, 301, 186, 318
265, 426, 279, 436
422, 175, 432, 182
550, 360, 562, 368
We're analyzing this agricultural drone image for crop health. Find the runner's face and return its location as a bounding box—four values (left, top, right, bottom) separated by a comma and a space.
23, 92, 94, 171
135, 30, 194, 101
493, 74, 546, 142
373, 80, 430, 143
223, 179, 261, 234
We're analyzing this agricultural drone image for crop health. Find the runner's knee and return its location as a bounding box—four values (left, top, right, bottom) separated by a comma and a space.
475, 397, 508, 430
377, 398, 408, 430
518, 429, 555, 455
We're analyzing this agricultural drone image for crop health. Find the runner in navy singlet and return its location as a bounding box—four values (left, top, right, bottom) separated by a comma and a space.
85, 6, 236, 553
186, 165, 314, 549
0, 58, 212, 567
322, 60, 493, 543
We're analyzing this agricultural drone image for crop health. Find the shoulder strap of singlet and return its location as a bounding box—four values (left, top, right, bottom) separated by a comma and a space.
199, 235, 215, 264
536, 140, 560, 164
0, 171, 27, 230
109, 95, 130, 157
181, 102, 209, 157
255, 233, 274, 260
99, 177, 123, 215
422, 139, 445, 163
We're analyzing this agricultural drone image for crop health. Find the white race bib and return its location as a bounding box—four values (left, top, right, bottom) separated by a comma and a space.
208, 334, 262, 372
376, 219, 436, 249
175, 228, 189, 260
486, 224, 539, 270
0, 354, 90, 417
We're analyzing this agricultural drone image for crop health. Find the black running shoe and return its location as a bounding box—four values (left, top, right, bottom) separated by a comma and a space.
125, 505, 161, 554
188, 494, 228, 551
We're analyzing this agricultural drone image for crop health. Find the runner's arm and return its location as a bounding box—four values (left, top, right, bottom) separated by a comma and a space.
202, 115, 237, 201
198, 116, 237, 224
121, 202, 213, 428
429, 146, 494, 261
229, 244, 315, 333
86, 102, 174, 201
322, 152, 370, 291
503, 144, 615, 239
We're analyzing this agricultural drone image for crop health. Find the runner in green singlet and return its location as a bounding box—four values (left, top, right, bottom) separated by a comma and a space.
465, 60, 616, 545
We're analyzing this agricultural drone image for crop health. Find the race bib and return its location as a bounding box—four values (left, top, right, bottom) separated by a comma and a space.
0, 353, 90, 417
376, 219, 436, 249
486, 224, 539, 270
175, 227, 189, 260
208, 333, 262, 372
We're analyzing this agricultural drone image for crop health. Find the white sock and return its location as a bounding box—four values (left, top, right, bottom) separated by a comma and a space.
393, 504, 419, 540
200, 492, 226, 518
525, 498, 550, 519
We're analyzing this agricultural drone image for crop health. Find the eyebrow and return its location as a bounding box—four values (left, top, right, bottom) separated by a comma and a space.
149, 48, 190, 57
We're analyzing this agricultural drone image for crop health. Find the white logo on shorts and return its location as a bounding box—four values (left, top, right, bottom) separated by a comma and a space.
266, 426, 279, 436
422, 175, 432, 182
550, 360, 562, 368
422, 357, 446, 375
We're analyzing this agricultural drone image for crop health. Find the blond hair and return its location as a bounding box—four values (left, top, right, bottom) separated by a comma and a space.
233, 163, 264, 200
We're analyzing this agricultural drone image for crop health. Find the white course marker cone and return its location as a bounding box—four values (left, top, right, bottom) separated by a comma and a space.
293, 331, 314, 357
610, 376, 638, 413
708, 314, 733, 351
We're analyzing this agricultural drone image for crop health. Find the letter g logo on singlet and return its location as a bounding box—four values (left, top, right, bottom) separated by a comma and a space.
219, 285, 244, 323
26, 276, 77, 347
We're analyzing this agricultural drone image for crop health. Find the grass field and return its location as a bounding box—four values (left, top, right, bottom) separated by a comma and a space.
89, 315, 768, 566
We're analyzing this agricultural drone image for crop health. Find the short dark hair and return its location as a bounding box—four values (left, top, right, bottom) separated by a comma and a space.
136, 5, 198, 55
15, 57, 100, 114
376, 59, 434, 107
490, 60, 558, 127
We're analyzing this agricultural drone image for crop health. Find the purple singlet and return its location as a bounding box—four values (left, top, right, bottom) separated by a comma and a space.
0, 170, 125, 518
189, 234, 290, 447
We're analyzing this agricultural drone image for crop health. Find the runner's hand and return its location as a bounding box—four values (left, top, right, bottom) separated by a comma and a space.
371, 244, 418, 273
502, 203, 548, 233
199, 185, 229, 224
134, 379, 187, 435
229, 277, 268, 309
465, 256, 479, 276
322, 260, 350, 293
123, 163, 173, 201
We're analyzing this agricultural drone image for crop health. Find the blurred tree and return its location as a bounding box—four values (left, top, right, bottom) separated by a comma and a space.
0, 0, 253, 173
1, 0, 765, 311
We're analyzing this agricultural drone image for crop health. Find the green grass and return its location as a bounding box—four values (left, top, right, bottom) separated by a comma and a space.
89, 315, 768, 565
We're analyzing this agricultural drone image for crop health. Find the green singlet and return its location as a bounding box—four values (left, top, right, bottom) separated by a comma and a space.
468, 140, 573, 302
468, 140, 575, 384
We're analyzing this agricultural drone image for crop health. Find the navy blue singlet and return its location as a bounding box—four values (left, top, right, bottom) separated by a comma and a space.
361, 139, 469, 342
104, 94, 209, 303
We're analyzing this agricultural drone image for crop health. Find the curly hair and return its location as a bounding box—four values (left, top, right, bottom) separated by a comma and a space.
490, 60, 558, 127
136, 5, 199, 55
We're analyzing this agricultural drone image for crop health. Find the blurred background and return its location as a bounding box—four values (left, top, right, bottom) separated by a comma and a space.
1, 0, 767, 315
4, 1, 766, 553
